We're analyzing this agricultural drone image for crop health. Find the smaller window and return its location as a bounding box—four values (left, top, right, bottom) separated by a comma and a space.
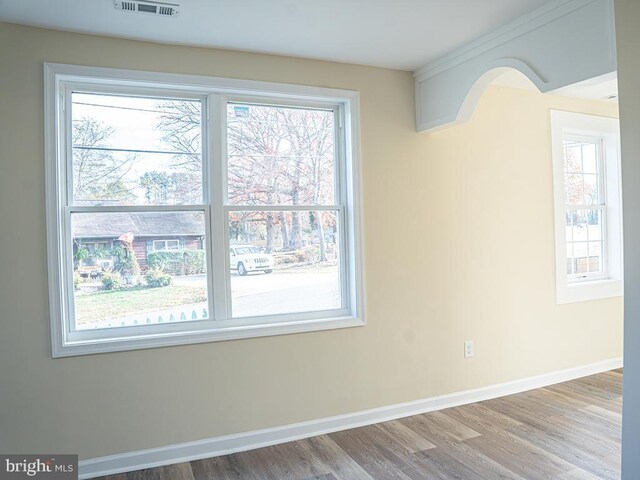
564, 138, 606, 282
551, 111, 623, 303
152, 239, 181, 251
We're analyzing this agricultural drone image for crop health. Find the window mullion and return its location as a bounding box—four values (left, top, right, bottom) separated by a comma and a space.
225, 204, 341, 212
208, 94, 229, 321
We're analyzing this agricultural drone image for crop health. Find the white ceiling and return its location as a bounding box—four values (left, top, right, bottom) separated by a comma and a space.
0, 0, 555, 71
493, 70, 619, 102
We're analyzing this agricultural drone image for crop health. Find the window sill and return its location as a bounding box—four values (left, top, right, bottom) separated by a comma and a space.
556, 278, 623, 304
53, 315, 366, 358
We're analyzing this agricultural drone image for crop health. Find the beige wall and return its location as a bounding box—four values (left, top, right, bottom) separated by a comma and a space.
0, 22, 622, 459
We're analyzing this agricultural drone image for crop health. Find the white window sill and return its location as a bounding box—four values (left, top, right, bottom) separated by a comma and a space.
53, 315, 366, 358
556, 278, 623, 304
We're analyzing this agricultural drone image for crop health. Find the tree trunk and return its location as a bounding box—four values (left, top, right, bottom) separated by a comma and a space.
316, 211, 326, 262
266, 212, 274, 253
290, 189, 302, 249
279, 211, 290, 251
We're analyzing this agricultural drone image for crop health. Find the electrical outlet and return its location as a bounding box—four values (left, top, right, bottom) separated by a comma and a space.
464, 340, 474, 358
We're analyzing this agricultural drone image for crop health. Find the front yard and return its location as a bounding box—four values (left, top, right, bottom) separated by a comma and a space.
75, 285, 207, 327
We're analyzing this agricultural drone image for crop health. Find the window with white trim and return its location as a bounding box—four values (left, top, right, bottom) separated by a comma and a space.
152, 240, 181, 251
550, 110, 623, 304
45, 64, 364, 357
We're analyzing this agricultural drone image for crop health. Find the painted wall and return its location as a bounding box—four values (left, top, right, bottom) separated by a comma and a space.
0, 22, 622, 460
613, 0, 640, 477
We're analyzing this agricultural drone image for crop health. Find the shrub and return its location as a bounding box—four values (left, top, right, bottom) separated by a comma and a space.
184, 250, 206, 275
145, 268, 173, 288
112, 244, 141, 277
274, 253, 296, 267
147, 250, 206, 276
101, 270, 122, 290
73, 271, 81, 290
302, 245, 321, 264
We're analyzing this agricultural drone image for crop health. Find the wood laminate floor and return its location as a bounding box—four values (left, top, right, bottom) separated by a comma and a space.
97, 369, 623, 480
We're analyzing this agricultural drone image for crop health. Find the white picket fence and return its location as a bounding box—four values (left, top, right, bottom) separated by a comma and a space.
77, 302, 209, 330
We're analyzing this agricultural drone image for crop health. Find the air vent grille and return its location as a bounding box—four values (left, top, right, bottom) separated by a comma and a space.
114, 0, 179, 16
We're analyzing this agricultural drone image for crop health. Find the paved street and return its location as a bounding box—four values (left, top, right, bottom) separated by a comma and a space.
174, 267, 341, 317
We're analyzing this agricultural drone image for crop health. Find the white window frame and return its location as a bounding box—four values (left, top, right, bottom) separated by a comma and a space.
45, 63, 365, 357
550, 110, 623, 304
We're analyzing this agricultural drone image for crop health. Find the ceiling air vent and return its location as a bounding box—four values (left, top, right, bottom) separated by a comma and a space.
114, 0, 179, 16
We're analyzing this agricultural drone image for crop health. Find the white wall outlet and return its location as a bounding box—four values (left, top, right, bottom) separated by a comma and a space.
464, 340, 474, 358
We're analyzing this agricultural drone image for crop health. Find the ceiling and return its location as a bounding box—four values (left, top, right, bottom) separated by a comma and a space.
493, 70, 619, 102
0, 0, 554, 71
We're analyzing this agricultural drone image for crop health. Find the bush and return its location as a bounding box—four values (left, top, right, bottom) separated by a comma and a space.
144, 268, 173, 288
112, 244, 141, 277
302, 245, 321, 264
275, 246, 321, 267
73, 271, 81, 290
147, 250, 206, 276
101, 270, 122, 290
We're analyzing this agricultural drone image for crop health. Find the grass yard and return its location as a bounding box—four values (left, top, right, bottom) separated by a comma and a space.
75, 285, 207, 326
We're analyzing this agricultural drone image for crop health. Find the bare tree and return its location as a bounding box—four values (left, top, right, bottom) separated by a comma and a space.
227, 105, 334, 252
72, 117, 135, 202
156, 101, 335, 255
155, 100, 203, 203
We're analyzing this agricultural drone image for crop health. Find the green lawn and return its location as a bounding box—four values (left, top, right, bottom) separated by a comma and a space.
75, 285, 207, 326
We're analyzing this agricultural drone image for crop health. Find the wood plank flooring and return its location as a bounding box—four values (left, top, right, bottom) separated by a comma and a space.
96, 369, 622, 480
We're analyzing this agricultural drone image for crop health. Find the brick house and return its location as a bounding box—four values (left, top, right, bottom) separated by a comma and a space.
72, 211, 205, 273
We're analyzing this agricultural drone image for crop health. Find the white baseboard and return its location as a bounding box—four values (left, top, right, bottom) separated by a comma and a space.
79, 357, 622, 479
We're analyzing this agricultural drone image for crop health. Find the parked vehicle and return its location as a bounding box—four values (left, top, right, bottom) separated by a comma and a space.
229, 245, 274, 276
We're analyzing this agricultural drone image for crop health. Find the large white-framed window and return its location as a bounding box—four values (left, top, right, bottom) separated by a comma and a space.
45, 63, 364, 357
550, 110, 622, 304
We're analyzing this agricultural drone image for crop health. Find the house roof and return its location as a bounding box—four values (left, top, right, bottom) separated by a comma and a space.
72, 212, 205, 239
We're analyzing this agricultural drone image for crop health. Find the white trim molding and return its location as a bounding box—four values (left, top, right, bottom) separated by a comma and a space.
414, 0, 616, 132
79, 357, 622, 479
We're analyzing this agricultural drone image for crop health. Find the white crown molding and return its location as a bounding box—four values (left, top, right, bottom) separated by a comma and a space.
78, 357, 622, 479
413, 0, 616, 132
414, 0, 599, 82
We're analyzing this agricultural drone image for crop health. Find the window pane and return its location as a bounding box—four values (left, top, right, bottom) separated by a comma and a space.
227, 103, 335, 206
582, 144, 598, 174
228, 210, 341, 317
575, 256, 589, 274
566, 242, 574, 275
571, 210, 589, 242
564, 142, 582, 173
587, 210, 603, 242
583, 174, 599, 204
565, 174, 584, 205
563, 139, 602, 207
565, 211, 574, 242
71, 211, 208, 330
566, 207, 604, 279
589, 242, 603, 274
71, 93, 203, 206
